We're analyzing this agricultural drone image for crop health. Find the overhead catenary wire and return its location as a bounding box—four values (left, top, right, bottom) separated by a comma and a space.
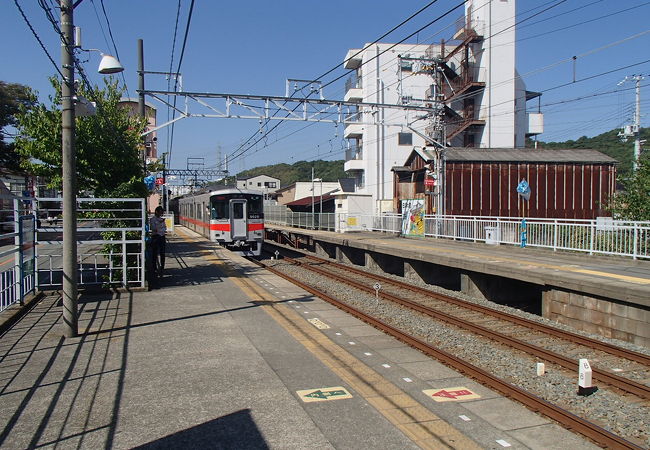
225, 0, 450, 169
97, 0, 130, 98
228, 2, 648, 167
227, 0, 615, 168
168, 0, 196, 168
165, 0, 182, 165
226, 1, 467, 167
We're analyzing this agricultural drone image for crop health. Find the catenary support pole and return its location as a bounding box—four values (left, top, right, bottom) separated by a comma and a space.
61, 0, 78, 337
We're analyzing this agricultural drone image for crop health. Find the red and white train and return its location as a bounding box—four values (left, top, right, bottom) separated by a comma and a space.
177, 187, 264, 256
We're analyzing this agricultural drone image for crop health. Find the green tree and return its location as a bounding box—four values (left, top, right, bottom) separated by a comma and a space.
14, 76, 147, 198
529, 128, 649, 178
0, 81, 36, 171
606, 155, 650, 220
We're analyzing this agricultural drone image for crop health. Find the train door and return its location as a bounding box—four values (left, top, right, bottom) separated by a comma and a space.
230, 199, 247, 239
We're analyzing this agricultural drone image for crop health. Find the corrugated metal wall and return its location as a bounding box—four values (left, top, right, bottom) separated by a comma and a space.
444, 162, 616, 219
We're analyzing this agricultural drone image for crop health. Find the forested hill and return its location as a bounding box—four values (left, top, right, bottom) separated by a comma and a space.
530, 127, 649, 177
231, 159, 346, 188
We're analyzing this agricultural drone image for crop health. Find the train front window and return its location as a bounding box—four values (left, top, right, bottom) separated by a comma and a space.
245, 194, 263, 218
210, 197, 228, 219
232, 202, 244, 219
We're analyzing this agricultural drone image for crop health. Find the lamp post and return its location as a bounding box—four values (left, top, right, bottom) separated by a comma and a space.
60, 0, 123, 337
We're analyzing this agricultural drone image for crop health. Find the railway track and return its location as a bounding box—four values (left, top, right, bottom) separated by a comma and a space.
252, 244, 648, 449
296, 254, 650, 396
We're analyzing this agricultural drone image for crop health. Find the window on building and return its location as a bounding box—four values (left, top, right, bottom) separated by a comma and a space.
264, 182, 277, 188
257, 182, 262, 187
398, 132, 413, 146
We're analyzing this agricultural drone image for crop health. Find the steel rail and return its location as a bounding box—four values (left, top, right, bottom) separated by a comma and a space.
254, 258, 643, 450
289, 248, 650, 367
292, 257, 650, 400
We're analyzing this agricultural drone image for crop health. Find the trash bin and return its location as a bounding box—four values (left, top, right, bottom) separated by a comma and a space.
485, 226, 499, 245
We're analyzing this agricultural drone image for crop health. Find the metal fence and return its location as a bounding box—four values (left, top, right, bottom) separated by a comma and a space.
0, 196, 146, 313
265, 210, 650, 260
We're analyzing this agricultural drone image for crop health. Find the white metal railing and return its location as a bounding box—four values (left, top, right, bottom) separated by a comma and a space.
0, 196, 146, 313
265, 211, 650, 260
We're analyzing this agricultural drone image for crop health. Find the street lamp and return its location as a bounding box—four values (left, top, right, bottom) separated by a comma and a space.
60, 0, 123, 337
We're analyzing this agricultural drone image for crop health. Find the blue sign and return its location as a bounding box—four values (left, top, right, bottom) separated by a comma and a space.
517, 179, 531, 201
144, 175, 155, 190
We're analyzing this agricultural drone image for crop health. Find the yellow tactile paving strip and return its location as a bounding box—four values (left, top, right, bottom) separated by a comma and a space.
176, 229, 481, 450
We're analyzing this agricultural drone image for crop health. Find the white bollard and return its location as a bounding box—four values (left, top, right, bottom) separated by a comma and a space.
536, 362, 545, 376
578, 358, 597, 395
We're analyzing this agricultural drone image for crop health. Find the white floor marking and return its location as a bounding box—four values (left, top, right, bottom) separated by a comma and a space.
402, 377, 413, 382
348, 341, 356, 345
496, 439, 511, 447
459, 415, 471, 422
382, 364, 391, 368
364, 352, 372, 356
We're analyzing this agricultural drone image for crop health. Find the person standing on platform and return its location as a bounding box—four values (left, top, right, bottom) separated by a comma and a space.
150, 206, 167, 276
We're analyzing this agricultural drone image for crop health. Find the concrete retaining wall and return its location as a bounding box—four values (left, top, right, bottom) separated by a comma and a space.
543, 289, 650, 347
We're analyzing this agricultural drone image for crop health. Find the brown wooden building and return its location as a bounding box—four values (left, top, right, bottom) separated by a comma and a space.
393, 147, 617, 219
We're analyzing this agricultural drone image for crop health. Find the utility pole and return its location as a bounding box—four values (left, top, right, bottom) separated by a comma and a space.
618, 75, 644, 172
61, 0, 78, 337
138, 39, 147, 172
633, 75, 643, 172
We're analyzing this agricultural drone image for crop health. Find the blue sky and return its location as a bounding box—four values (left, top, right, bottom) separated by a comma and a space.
2, 0, 649, 175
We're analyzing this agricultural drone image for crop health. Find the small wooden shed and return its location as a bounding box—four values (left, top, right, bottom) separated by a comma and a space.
393, 147, 617, 219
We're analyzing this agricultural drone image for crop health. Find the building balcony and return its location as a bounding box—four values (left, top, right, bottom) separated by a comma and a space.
344, 158, 365, 172
345, 145, 363, 161
344, 123, 364, 138
343, 49, 362, 69
344, 75, 363, 102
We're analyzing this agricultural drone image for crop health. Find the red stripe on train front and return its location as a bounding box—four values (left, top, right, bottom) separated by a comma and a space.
210, 223, 230, 231
248, 223, 264, 231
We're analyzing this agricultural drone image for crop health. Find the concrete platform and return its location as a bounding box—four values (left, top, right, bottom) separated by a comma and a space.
0, 228, 599, 449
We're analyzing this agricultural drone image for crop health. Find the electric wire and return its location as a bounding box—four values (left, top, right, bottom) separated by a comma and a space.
227, 0, 445, 162
227, 0, 600, 167
166, 0, 182, 166
168, 0, 196, 168
226, 1, 467, 166
98, 0, 130, 98
13, 0, 65, 79
227, 1, 633, 166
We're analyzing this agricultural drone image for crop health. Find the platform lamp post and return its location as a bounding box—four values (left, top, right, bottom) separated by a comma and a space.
60, 0, 124, 338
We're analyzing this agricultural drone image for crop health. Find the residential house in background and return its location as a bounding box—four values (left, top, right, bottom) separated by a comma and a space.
275, 181, 342, 206
236, 175, 281, 199
342, 0, 543, 214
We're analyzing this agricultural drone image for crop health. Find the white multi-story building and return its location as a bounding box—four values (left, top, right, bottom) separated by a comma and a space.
342, 0, 543, 214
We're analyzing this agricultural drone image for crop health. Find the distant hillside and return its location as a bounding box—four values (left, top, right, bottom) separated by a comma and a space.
229, 159, 346, 187
530, 127, 649, 177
